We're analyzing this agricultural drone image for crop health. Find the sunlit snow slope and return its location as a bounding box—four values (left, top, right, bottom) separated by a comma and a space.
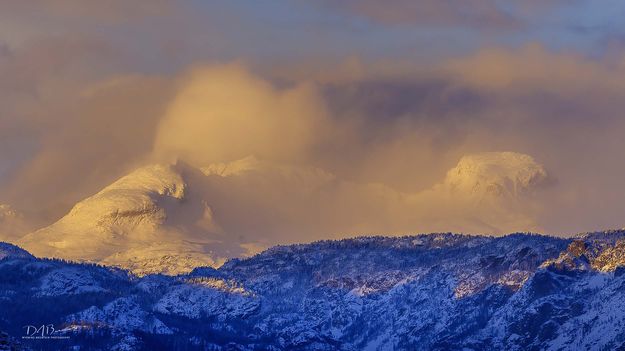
17, 164, 229, 275
16, 152, 552, 275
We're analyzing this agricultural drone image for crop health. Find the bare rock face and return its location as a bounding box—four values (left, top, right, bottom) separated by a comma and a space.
542, 231, 625, 273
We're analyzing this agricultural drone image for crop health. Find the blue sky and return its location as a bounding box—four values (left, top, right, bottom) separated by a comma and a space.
179, 0, 625, 63
3, 1, 625, 70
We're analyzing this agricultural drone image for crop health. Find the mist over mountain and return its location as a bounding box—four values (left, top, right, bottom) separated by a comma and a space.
4, 56, 625, 239
9, 151, 553, 275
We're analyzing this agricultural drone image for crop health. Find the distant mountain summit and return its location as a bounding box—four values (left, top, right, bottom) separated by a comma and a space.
17, 163, 225, 275
14, 152, 555, 275
15, 159, 341, 275
442, 152, 550, 200
418, 151, 551, 234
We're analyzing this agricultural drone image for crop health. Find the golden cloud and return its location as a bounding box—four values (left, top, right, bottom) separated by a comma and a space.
153, 64, 330, 165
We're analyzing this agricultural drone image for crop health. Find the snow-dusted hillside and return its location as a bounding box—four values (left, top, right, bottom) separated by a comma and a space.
5, 231, 625, 350
0, 241, 32, 260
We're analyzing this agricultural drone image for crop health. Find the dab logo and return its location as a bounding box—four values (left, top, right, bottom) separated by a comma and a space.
22, 324, 70, 340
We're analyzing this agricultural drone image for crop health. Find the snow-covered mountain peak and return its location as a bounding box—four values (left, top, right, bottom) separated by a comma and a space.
99, 164, 186, 199
60, 163, 186, 227
443, 151, 549, 200
9, 153, 556, 275
19, 164, 187, 249
16, 163, 224, 275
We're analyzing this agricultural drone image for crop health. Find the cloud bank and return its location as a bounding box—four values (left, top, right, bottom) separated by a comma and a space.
3, 46, 625, 240
153, 64, 329, 165
3, 1, 625, 242
3, 48, 625, 238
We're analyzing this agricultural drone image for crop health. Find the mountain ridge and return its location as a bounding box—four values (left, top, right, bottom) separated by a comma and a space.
3, 230, 625, 350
